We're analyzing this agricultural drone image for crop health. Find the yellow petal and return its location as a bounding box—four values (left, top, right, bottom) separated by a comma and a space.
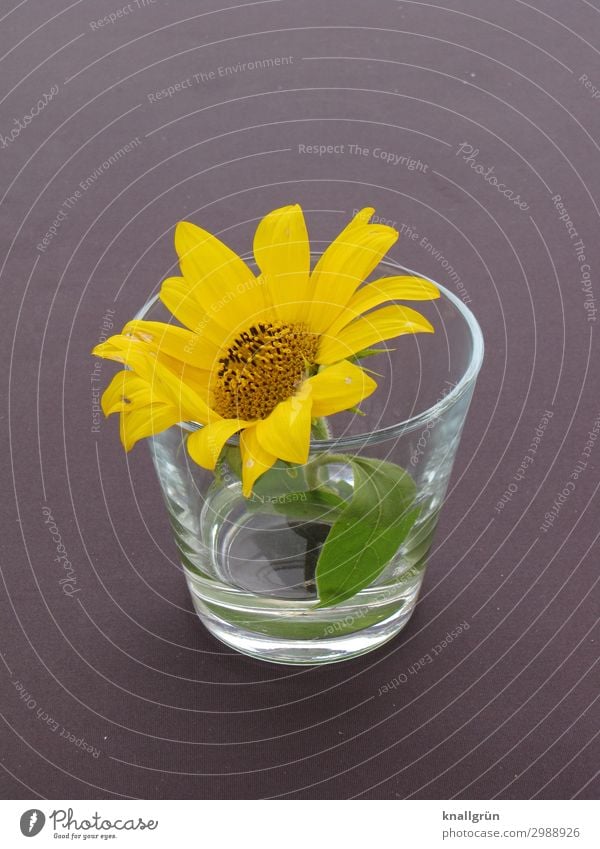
119, 404, 181, 451
94, 338, 172, 393
97, 336, 212, 402
240, 426, 277, 497
254, 386, 312, 465
149, 365, 213, 424
175, 220, 254, 293
326, 276, 440, 336
122, 320, 218, 370
179, 363, 212, 398
254, 204, 310, 278
95, 336, 178, 387
317, 304, 434, 365
159, 276, 213, 334
308, 214, 399, 334
348, 207, 376, 227
174, 221, 269, 332
101, 371, 154, 416
160, 273, 265, 345
187, 418, 249, 470
93, 335, 138, 364
95, 335, 213, 422
253, 204, 311, 323
308, 361, 377, 417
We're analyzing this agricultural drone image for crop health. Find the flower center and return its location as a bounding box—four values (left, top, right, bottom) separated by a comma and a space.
212, 322, 319, 420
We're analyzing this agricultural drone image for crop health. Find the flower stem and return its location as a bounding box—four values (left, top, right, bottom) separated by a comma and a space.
311, 416, 332, 441
288, 520, 331, 592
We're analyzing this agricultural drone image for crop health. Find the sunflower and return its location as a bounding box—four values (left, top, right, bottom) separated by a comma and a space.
93, 205, 439, 496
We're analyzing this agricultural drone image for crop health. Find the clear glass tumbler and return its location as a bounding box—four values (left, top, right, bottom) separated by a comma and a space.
145, 257, 484, 665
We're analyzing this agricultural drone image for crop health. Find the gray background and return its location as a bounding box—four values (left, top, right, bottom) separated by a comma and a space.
1, 0, 598, 799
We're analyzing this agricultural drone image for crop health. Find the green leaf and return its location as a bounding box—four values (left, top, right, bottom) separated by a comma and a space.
217, 445, 421, 607
267, 488, 345, 522
314, 457, 419, 608
219, 446, 313, 495
200, 596, 406, 640
350, 345, 395, 360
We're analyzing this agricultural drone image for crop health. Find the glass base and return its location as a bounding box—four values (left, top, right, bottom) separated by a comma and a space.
198, 602, 418, 665
185, 569, 424, 665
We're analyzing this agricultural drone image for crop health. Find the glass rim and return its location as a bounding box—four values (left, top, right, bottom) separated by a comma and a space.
135, 255, 484, 449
